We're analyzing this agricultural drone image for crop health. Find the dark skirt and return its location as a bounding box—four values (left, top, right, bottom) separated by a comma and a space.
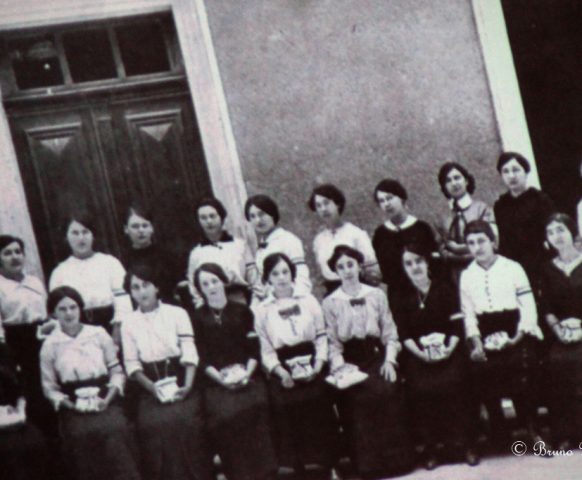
0, 423, 50, 480
84, 305, 115, 334
203, 374, 276, 480
268, 342, 339, 469
336, 337, 414, 478
135, 359, 213, 480
58, 377, 140, 480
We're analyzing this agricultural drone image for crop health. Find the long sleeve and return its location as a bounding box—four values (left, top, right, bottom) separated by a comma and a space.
377, 291, 401, 364
98, 328, 125, 394
306, 296, 328, 363
176, 308, 198, 367
322, 300, 344, 370
40, 342, 68, 410
513, 264, 543, 339
286, 235, 312, 295
254, 306, 281, 372
121, 321, 142, 377
460, 272, 480, 339
110, 256, 132, 323
187, 247, 200, 300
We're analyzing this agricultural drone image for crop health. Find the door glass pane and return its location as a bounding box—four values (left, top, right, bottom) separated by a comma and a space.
10, 35, 64, 89
116, 22, 170, 76
63, 29, 117, 82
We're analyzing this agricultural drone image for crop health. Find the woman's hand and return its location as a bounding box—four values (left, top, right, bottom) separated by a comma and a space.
173, 386, 191, 402
469, 336, 487, 362
299, 360, 323, 383
506, 331, 524, 348
95, 397, 110, 412
380, 361, 397, 382
251, 284, 268, 300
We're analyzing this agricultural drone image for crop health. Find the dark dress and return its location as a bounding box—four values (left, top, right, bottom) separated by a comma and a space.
191, 302, 276, 480
372, 219, 438, 301
391, 281, 472, 448
0, 343, 50, 480
494, 187, 554, 291
540, 258, 582, 441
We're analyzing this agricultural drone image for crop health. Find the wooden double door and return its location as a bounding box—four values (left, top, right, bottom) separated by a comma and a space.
6, 80, 211, 275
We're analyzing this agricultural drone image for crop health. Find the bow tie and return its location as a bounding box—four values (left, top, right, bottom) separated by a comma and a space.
350, 298, 366, 307
278, 304, 301, 319
258, 241, 268, 249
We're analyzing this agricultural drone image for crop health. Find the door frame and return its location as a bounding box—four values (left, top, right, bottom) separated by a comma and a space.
0, 0, 247, 279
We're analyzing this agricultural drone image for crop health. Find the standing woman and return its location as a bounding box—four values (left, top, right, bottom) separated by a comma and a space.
371, 179, 438, 302
245, 194, 312, 301
191, 263, 277, 480
309, 184, 380, 294
539, 213, 582, 449
121, 204, 181, 305
187, 197, 255, 306
436, 163, 496, 284
322, 245, 413, 479
121, 264, 213, 480
40, 286, 140, 480
254, 253, 339, 478
494, 152, 554, 291
391, 243, 478, 469
49, 213, 132, 336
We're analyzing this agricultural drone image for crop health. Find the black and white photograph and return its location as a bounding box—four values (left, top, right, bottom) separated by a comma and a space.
0, 1, 581, 479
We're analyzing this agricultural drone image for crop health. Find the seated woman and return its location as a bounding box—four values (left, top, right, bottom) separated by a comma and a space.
540, 213, 582, 449
191, 263, 276, 480
49, 212, 132, 338
308, 184, 380, 294
187, 197, 255, 306
245, 194, 312, 302
371, 179, 438, 303
435, 162, 496, 284
391, 242, 478, 469
40, 286, 140, 480
460, 220, 544, 444
121, 264, 213, 480
1, 342, 50, 480
121, 204, 182, 305
254, 253, 339, 478
322, 245, 413, 479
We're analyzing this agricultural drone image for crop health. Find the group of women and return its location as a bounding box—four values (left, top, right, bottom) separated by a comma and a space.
1, 150, 582, 480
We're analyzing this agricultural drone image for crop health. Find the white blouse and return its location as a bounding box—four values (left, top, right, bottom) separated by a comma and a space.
254, 227, 312, 296
121, 302, 198, 377
313, 222, 378, 281
49, 252, 132, 322
254, 293, 327, 372
40, 325, 124, 409
0, 273, 47, 340
460, 255, 542, 339
322, 284, 400, 369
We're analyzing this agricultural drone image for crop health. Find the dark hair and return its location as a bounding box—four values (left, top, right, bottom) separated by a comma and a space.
401, 242, 432, 264
307, 184, 346, 214
124, 203, 154, 225
327, 245, 365, 273
193, 263, 230, 300
373, 179, 408, 203
262, 253, 297, 284
0, 235, 25, 255
124, 263, 162, 294
496, 151, 531, 174
196, 197, 228, 223
47, 286, 85, 316
437, 162, 476, 198
464, 220, 496, 242
545, 213, 578, 243
63, 211, 97, 237
244, 195, 280, 224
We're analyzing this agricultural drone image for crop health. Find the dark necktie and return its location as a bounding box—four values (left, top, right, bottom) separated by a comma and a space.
449, 201, 467, 244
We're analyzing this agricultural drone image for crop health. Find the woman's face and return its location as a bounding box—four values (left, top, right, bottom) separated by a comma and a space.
335, 254, 361, 284
0, 241, 25, 277
248, 205, 275, 236
197, 206, 223, 239
66, 221, 94, 257
466, 232, 496, 263
376, 191, 405, 220
268, 259, 293, 293
445, 168, 468, 199
129, 275, 159, 311
314, 195, 341, 225
546, 220, 574, 252
402, 251, 429, 285
54, 296, 81, 329
124, 213, 154, 249
500, 159, 528, 192
197, 270, 226, 302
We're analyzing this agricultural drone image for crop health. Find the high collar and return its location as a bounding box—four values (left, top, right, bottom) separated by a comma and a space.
329, 283, 374, 300
200, 231, 234, 246
384, 215, 417, 232
449, 193, 472, 211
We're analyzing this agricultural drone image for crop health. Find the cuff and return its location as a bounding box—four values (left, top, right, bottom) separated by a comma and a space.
108, 373, 125, 396
125, 363, 142, 378
330, 355, 345, 371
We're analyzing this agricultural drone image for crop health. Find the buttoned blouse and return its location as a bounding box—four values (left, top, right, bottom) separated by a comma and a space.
121, 302, 198, 377
40, 325, 124, 409
313, 222, 378, 281
322, 284, 400, 369
254, 293, 327, 372
0, 274, 47, 340
49, 253, 132, 322
255, 227, 312, 295
460, 255, 542, 340
437, 195, 497, 247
